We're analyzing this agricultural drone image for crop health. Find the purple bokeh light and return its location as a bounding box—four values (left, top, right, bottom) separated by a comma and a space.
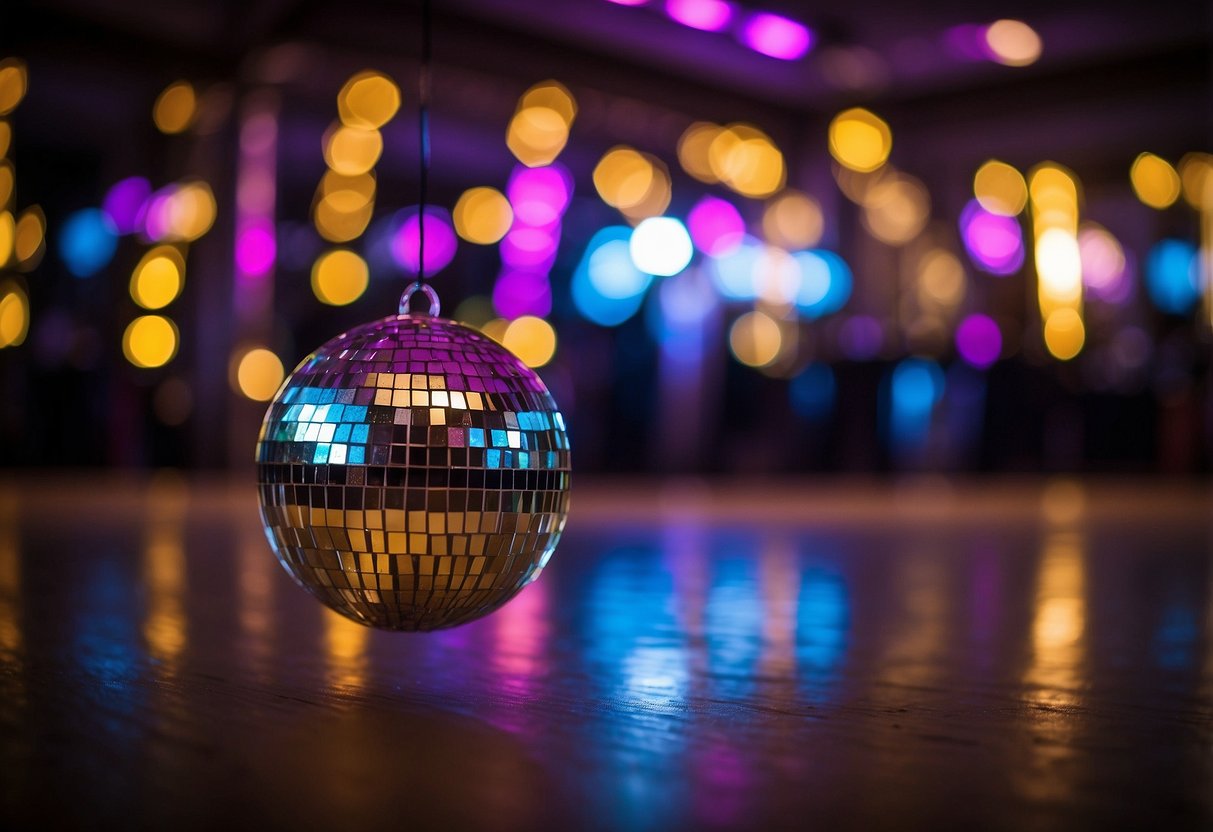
665, 0, 733, 32
501, 222, 561, 270
687, 195, 745, 257
507, 164, 572, 227
604, 0, 648, 5
739, 13, 812, 60
955, 313, 1002, 369
493, 270, 553, 320
392, 208, 458, 276
102, 177, 151, 235
839, 315, 883, 360
235, 219, 277, 277
942, 24, 988, 61
959, 199, 1024, 275
141, 187, 177, 242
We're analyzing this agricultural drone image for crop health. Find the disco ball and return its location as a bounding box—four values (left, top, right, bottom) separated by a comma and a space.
256, 291, 571, 631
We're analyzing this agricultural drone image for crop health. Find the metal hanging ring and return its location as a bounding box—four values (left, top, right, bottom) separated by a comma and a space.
399, 281, 441, 317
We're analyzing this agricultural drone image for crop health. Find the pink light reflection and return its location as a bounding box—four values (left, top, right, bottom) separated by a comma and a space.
739, 13, 812, 60
666, 0, 733, 32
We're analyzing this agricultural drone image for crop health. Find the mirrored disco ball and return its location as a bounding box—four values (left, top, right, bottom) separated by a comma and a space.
256, 312, 571, 631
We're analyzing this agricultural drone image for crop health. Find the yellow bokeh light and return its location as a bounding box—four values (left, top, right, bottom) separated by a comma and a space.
519, 80, 577, 127
167, 181, 216, 241
0, 122, 10, 158
729, 310, 782, 368
502, 315, 557, 368
762, 190, 824, 249
233, 347, 285, 401
130, 246, 185, 310
123, 315, 179, 369
0, 162, 12, 207
338, 71, 401, 130
974, 160, 1028, 216
323, 124, 383, 176
454, 295, 495, 329
14, 206, 44, 267
1179, 152, 1213, 210
153, 80, 197, 134
593, 146, 655, 209
0, 282, 28, 348
453, 187, 513, 244
619, 159, 671, 222
313, 175, 375, 243
918, 248, 966, 307
1036, 227, 1083, 306
985, 19, 1042, 67
0, 60, 29, 116
311, 249, 369, 306
1043, 308, 1084, 361
709, 124, 786, 198
861, 173, 929, 245
829, 108, 892, 173
1029, 163, 1080, 231
320, 170, 376, 200
678, 122, 723, 184
1130, 153, 1181, 210
480, 317, 509, 344
0, 211, 12, 266
506, 106, 569, 167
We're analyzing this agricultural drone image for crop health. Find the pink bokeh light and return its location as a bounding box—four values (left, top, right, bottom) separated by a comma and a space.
739, 13, 812, 60
959, 199, 1024, 275
507, 164, 572, 227
493, 270, 553, 320
235, 219, 277, 277
955, 313, 1002, 369
665, 0, 733, 32
687, 195, 745, 257
392, 208, 458, 276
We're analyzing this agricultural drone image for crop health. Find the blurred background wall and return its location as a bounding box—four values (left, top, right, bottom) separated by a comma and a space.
0, 0, 1210, 475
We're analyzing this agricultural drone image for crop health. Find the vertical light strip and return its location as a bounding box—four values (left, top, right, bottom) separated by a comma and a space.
234, 92, 279, 329
1029, 163, 1085, 360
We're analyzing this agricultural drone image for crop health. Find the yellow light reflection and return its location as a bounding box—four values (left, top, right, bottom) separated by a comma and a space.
828, 108, 892, 173
519, 80, 577, 127
0, 486, 21, 658
153, 80, 197, 134
678, 121, 723, 183
130, 246, 186, 310
0, 59, 29, 116
0, 281, 29, 348
502, 316, 557, 368
14, 206, 44, 268
1026, 531, 1086, 702
1043, 308, 1085, 361
861, 173, 929, 245
762, 190, 823, 249
122, 315, 179, 368
453, 186, 513, 245
1178, 152, 1213, 210
323, 124, 383, 176
323, 608, 368, 690
985, 19, 1042, 67
729, 310, 782, 368
311, 248, 369, 306
974, 160, 1028, 216
338, 70, 401, 130
709, 124, 785, 198
143, 481, 188, 665
238, 524, 275, 680
232, 346, 285, 401
506, 106, 568, 167
1130, 153, 1181, 210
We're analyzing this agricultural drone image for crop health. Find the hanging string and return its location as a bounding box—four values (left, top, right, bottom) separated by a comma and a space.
417, 0, 432, 285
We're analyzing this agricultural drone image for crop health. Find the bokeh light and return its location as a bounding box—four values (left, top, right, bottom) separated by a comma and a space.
828, 108, 892, 173
14, 206, 45, 268
789, 363, 836, 420
960, 199, 1024, 275
311, 249, 369, 306
588, 239, 651, 299
493, 270, 553, 320
594, 147, 662, 211
955, 313, 1002, 368
708, 124, 785, 198
235, 220, 277, 276
678, 122, 722, 183
1078, 223, 1128, 299
710, 235, 762, 300
0, 161, 11, 207
754, 246, 801, 307
518, 80, 577, 127
507, 164, 572, 226
323, 125, 383, 176
739, 13, 812, 60
507, 106, 569, 167
1145, 239, 1200, 315
313, 175, 375, 244
862, 173, 929, 245
1130, 152, 1181, 209
794, 249, 852, 317
917, 248, 966, 307
0, 122, 9, 158
501, 223, 561, 270
453, 186, 513, 244
666, 0, 733, 32
687, 195, 745, 257
973, 160, 1027, 216
337, 71, 401, 130
165, 180, 217, 241
0, 211, 12, 266
0, 281, 28, 348
58, 208, 118, 278
984, 19, 1042, 67
1043, 308, 1084, 360
453, 295, 495, 329
729, 310, 782, 367
130, 246, 186, 310
153, 80, 197, 134
102, 177, 152, 234
1178, 153, 1213, 210
0, 59, 28, 116
502, 315, 557, 368
573, 226, 650, 325
763, 190, 824, 249
629, 216, 693, 276
391, 207, 457, 276
233, 347, 285, 401
123, 315, 179, 368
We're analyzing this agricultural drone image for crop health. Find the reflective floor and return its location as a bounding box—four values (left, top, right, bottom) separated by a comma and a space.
0, 476, 1210, 830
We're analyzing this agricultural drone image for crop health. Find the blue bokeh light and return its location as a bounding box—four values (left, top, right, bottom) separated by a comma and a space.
58, 208, 118, 278
573, 226, 651, 326
1145, 239, 1201, 315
